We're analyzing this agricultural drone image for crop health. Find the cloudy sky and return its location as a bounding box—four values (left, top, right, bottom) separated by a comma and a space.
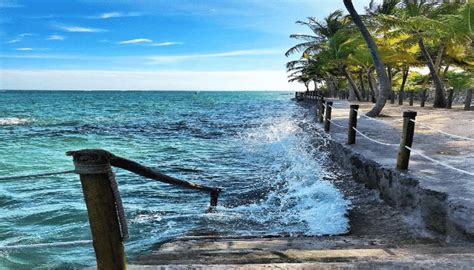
0, 0, 373, 90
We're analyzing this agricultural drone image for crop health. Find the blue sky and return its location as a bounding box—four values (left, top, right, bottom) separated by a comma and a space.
0, 0, 374, 90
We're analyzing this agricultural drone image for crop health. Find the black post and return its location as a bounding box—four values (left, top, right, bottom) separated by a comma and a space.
324, 101, 333, 132
409, 91, 414, 106
347, 104, 359, 144
446, 89, 454, 109
396, 111, 417, 170
465, 89, 472, 111
420, 90, 427, 107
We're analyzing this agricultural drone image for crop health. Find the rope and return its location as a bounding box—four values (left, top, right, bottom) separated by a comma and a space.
327, 119, 346, 128
108, 170, 129, 240
0, 170, 75, 181
410, 119, 474, 141
352, 127, 398, 146
405, 146, 474, 176
0, 240, 93, 250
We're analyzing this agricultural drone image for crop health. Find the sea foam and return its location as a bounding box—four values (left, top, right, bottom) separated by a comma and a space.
0, 117, 32, 126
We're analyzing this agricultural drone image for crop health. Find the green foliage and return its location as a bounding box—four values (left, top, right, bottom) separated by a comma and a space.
445, 71, 473, 91
286, 0, 472, 98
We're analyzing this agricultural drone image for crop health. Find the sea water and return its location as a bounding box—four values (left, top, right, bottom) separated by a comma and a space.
0, 91, 349, 268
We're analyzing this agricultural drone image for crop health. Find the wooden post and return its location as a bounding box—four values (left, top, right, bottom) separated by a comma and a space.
318, 100, 325, 123
396, 111, 417, 170
347, 104, 359, 144
409, 91, 414, 106
210, 190, 219, 207
420, 90, 427, 107
324, 101, 333, 132
465, 89, 472, 111
446, 89, 454, 109
67, 149, 127, 270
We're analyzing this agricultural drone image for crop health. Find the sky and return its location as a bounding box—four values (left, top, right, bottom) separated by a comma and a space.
0, 0, 374, 90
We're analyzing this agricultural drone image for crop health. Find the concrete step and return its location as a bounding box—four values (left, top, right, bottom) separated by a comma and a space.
132, 236, 474, 269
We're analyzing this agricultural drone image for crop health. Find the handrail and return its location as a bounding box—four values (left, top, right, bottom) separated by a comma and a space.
66, 149, 222, 206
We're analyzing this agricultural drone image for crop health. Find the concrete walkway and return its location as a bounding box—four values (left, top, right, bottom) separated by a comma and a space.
132, 235, 474, 269
322, 100, 474, 239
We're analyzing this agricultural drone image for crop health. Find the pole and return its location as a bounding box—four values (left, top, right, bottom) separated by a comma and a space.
318, 100, 325, 123
465, 89, 472, 111
347, 104, 359, 144
324, 101, 333, 132
67, 149, 127, 270
396, 111, 417, 170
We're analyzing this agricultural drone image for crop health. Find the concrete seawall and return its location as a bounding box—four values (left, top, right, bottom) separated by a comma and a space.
304, 100, 474, 242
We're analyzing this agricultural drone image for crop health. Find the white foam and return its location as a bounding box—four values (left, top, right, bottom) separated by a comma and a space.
218, 109, 350, 235
0, 117, 32, 126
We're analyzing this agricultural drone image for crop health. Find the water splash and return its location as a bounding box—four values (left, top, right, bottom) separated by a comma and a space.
0, 118, 32, 126
209, 111, 350, 236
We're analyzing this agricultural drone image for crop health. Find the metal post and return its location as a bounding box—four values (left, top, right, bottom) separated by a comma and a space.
324, 101, 333, 132
318, 100, 325, 123
396, 111, 417, 170
347, 104, 359, 144
67, 149, 127, 270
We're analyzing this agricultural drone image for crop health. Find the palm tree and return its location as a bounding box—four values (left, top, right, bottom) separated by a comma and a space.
343, 0, 391, 117
285, 10, 347, 57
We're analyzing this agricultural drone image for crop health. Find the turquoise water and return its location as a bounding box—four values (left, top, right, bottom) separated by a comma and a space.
0, 91, 349, 269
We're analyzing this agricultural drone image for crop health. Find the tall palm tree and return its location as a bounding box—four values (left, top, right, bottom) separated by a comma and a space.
343, 0, 391, 117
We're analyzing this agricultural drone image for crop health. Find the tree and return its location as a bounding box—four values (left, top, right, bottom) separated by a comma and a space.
343, 0, 391, 117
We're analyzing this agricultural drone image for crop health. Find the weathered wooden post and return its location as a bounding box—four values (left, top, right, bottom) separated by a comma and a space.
465, 89, 473, 111
347, 104, 359, 144
409, 91, 414, 106
67, 149, 127, 270
324, 101, 333, 132
446, 89, 454, 109
210, 190, 219, 207
318, 100, 325, 123
396, 111, 417, 170
420, 90, 427, 107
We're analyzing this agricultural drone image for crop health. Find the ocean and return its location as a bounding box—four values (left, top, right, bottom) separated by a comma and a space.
0, 91, 349, 268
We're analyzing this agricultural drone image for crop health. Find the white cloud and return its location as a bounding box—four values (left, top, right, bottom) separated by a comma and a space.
147, 49, 281, 64
149, 42, 182, 47
6, 33, 32, 43
47, 34, 65, 41
57, 25, 106, 33
0, 69, 297, 91
92, 11, 141, 19
118, 38, 153, 44
14, 47, 34, 51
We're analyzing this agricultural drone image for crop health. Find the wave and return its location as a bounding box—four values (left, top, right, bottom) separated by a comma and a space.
0, 117, 32, 126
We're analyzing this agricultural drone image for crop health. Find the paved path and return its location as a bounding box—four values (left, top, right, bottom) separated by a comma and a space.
324, 101, 474, 235
132, 235, 474, 269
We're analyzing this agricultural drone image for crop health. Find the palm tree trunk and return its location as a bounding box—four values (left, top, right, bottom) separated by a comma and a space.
344, 0, 390, 117
398, 66, 409, 105
418, 37, 447, 108
358, 69, 366, 99
367, 69, 377, 103
343, 67, 362, 101
434, 44, 445, 75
